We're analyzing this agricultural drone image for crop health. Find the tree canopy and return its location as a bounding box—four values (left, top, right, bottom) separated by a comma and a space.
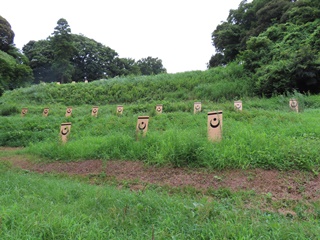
0, 15, 33, 95
0, 16, 14, 52
209, 0, 320, 96
22, 18, 167, 84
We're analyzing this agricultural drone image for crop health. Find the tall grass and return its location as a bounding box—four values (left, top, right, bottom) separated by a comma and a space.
1, 65, 320, 171
1, 96, 319, 171
0, 63, 251, 105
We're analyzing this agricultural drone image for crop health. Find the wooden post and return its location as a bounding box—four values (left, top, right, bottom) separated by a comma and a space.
65, 107, 72, 117
60, 122, 72, 143
136, 116, 149, 137
43, 108, 49, 117
208, 111, 223, 142
156, 104, 163, 114
194, 102, 201, 114
117, 105, 123, 115
21, 108, 28, 117
91, 106, 99, 117
289, 99, 298, 112
234, 100, 242, 111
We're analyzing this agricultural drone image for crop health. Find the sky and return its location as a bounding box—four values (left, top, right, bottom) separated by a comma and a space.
2, 0, 243, 74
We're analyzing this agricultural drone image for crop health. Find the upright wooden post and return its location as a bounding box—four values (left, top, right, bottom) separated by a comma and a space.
208, 111, 223, 142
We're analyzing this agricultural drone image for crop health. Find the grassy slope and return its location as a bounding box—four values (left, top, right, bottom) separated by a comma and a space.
1, 66, 320, 238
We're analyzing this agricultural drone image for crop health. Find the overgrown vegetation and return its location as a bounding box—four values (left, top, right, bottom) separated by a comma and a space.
209, 0, 320, 96
1, 81, 320, 172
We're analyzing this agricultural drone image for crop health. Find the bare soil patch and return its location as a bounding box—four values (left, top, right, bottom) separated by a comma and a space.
1, 147, 319, 201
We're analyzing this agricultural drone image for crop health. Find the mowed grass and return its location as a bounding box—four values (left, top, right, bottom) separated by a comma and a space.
0, 159, 320, 239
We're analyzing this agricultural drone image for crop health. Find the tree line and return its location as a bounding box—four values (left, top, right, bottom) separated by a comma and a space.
208, 0, 320, 96
1, 0, 320, 97
0, 17, 166, 94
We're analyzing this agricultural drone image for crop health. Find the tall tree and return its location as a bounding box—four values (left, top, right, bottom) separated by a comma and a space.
136, 57, 167, 75
0, 16, 14, 52
23, 40, 55, 83
0, 16, 33, 94
72, 34, 121, 81
50, 18, 75, 83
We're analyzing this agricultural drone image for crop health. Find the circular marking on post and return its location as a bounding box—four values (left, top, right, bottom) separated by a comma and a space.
117, 108, 122, 112
92, 108, 97, 113
138, 122, 147, 130
44, 109, 48, 114
235, 103, 241, 109
210, 117, 220, 128
290, 101, 297, 108
67, 108, 72, 114
61, 127, 69, 135
156, 107, 161, 112
22, 110, 27, 115
195, 105, 200, 110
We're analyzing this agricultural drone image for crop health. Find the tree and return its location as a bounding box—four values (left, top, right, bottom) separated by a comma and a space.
0, 50, 33, 94
0, 16, 33, 94
23, 40, 55, 83
50, 18, 75, 83
0, 16, 14, 52
72, 34, 120, 81
136, 57, 167, 75
23, 32, 142, 83
109, 57, 141, 77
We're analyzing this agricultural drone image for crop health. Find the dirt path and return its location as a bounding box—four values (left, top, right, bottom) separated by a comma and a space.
1, 147, 319, 201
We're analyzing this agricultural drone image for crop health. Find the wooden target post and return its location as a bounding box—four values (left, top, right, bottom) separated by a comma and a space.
21, 108, 28, 117
208, 111, 223, 142
117, 105, 123, 115
60, 122, 72, 143
91, 106, 99, 117
65, 107, 72, 117
136, 116, 149, 137
194, 102, 201, 114
43, 108, 49, 117
156, 104, 163, 114
234, 100, 242, 111
289, 99, 299, 112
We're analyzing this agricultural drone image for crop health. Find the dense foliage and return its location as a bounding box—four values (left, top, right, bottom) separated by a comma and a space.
0, 16, 34, 95
0, 62, 250, 105
209, 0, 320, 96
22, 18, 166, 84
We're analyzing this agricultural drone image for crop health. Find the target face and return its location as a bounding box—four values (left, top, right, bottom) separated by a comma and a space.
209, 117, 220, 128
21, 108, 28, 117
43, 108, 49, 117
117, 105, 123, 114
60, 122, 71, 143
194, 102, 201, 113
156, 104, 163, 113
91, 106, 99, 117
234, 101, 242, 111
289, 99, 298, 112
208, 111, 223, 142
136, 116, 149, 136
65, 107, 72, 117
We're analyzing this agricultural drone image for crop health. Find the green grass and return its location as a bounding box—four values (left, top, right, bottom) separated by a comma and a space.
0, 160, 319, 239
1, 96, 320, 171
1, 66, 320, 238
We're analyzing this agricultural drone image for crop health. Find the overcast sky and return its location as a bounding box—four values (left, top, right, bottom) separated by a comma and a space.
2, 0, 243, 73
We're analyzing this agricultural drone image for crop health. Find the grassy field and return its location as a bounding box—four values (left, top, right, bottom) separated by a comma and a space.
1, 67, 320, 238
1, 150, 320, 239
